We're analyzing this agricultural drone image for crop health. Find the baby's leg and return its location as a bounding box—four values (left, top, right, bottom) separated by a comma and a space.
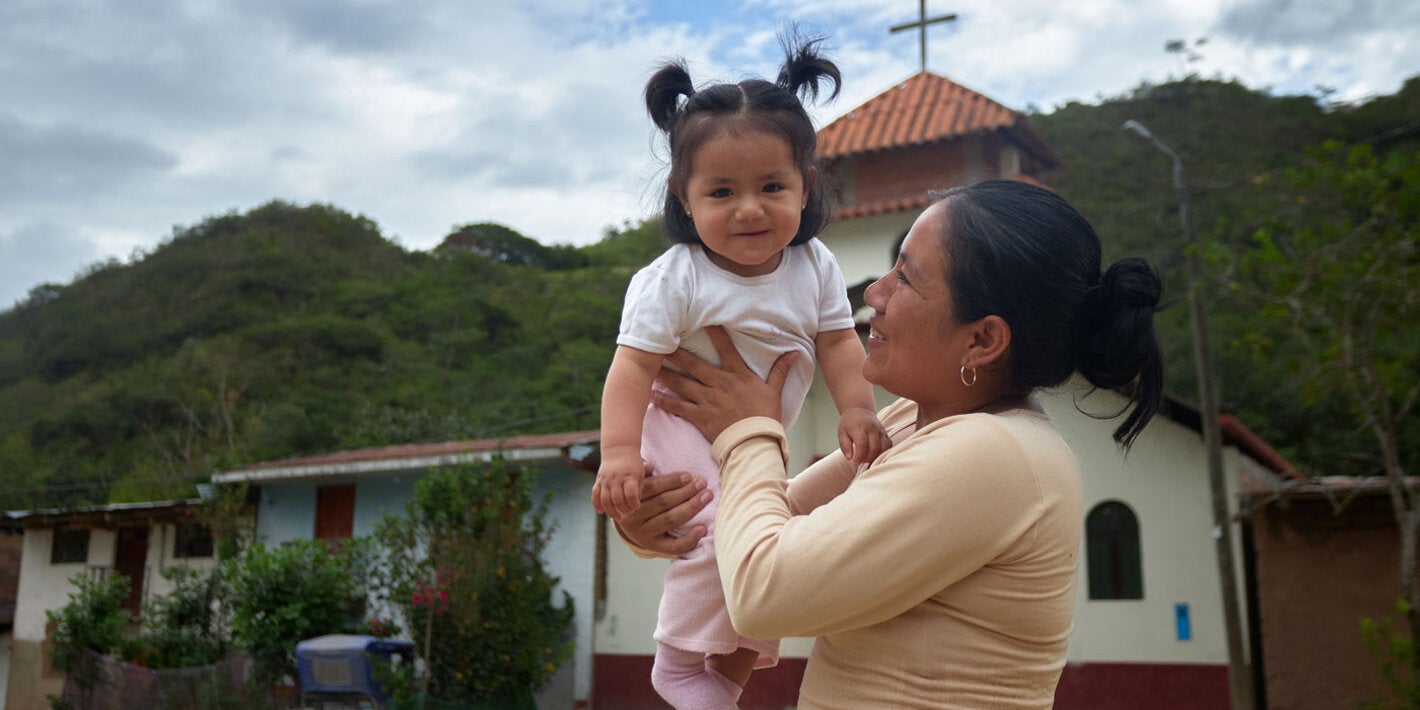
651, 643, 743, 710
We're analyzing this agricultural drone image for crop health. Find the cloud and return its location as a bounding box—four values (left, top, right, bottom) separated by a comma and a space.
0, 222, 101, 309
0, 113, 177, 203
0, 0, 1414, 311
1217, 0, 1419, 45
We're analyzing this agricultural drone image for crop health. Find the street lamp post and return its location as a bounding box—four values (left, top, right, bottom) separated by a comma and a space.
1122, 119, 1253, 710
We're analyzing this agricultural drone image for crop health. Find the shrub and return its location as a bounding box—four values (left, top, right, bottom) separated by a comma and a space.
46, 571, 133, 680
132, 565, 231, 669
373, 458, 574, 703
226, 537, 375, 683
1360, 599, 1420, 709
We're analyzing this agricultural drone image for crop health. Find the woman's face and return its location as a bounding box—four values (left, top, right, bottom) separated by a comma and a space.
863, 202, 972, 405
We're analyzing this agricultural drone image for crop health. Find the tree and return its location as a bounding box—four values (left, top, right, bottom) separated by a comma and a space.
439, 222, 588, 269
1221, 141, 1419, 666
372, 458, 574, 705
226, 538, 376, 684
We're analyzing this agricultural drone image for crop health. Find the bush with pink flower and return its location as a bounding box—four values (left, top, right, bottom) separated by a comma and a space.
372, 457, 573, 705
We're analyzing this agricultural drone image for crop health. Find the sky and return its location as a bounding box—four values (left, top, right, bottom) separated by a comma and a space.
3, 0, 1417, 311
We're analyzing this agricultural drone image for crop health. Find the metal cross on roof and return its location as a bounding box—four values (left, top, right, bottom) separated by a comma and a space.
889, 0, 958, 73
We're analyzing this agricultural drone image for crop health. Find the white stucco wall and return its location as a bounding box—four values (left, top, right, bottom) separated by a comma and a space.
819, 212, 914, 287
529, 468, 597, 702
12, 521, 218, 643
1041, 382, 1249, 665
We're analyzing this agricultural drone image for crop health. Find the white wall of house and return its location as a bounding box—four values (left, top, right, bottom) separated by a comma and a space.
819, 213, 913, 287
1042, 383, 1250, 664
13, 522, 219, 643
530, 468, 597, 703
8, 516, 219, 710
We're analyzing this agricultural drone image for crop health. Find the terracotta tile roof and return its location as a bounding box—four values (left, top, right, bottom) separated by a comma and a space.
818, 72, 1047, 159
1219, 414, 1303, 481
831, 175, 1051, 221
834, 194, 937, 220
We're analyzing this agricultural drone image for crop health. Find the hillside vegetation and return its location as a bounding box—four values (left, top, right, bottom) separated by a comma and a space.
0, 75, 1415, 509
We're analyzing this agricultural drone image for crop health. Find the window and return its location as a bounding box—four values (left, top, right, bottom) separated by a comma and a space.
1086, 501, 1143, 600
50, 527, 90, 564
174, 523, 214, 558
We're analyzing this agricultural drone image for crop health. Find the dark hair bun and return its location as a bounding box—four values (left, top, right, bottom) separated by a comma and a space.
1077, 256, 1164, 445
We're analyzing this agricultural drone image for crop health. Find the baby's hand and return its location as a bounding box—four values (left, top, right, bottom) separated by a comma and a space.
592, 449, 646, 520
838, 408, 891, 467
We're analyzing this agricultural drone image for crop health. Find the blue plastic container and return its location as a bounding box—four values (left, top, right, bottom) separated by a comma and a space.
296, 634, 416, 704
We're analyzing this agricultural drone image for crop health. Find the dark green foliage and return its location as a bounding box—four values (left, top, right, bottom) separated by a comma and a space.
131, 566, 231, 669
1211, 142, 1418, 478
440, 222, 589, 269
372, 460, 574, 703
46, 571, 134, 678
1360, 599, 1420, 709
1032, 74, 1419, 475
226, 537, 375, 683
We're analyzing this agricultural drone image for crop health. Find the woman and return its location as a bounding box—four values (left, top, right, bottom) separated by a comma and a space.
621, 179, 1165, 708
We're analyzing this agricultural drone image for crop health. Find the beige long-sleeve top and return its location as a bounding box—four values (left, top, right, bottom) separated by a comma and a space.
710, 397, 1083, 709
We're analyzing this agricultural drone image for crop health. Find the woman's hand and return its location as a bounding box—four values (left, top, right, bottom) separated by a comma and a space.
654, 325, 798, 442
617, 470, 714, 556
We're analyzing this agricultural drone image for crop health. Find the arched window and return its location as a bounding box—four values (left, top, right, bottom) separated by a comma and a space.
1086, 501, 1143, 600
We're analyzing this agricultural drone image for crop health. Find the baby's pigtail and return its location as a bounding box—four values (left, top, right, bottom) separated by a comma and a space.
776, 33, 841, 104
645, 60, 696, 133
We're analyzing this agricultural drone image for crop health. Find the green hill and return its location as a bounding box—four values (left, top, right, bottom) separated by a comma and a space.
0, 203, 665, 509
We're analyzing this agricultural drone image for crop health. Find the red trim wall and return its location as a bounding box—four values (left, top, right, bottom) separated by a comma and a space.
593, 654, 807, 710
593, 654, 1229, 709
1054, 662, 1231, 710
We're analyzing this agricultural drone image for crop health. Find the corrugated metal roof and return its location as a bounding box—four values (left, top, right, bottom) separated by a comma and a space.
819, 72, 1025, 158
212, 430, 600, 484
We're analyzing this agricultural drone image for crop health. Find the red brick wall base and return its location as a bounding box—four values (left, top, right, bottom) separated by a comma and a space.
594, 654, 1230, 709
1054, 662, 1231, 710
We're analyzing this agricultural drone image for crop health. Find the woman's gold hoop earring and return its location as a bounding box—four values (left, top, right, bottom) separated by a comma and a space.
960, 365, 978, 387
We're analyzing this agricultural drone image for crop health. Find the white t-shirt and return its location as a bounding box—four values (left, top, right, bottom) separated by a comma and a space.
617, 240, 855, 428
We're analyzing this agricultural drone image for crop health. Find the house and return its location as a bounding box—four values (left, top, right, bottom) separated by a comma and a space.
592, 71, 1275, 709
209, 430, 601, 709
3, 498, 217, 710
1242, 476, 1414, 709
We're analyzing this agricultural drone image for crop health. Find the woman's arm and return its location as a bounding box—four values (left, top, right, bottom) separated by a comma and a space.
712, 415, 1040, 640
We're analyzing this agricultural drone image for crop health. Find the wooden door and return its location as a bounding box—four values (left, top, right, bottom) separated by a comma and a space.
314, 484, 356, 540
113, 526, 148, 614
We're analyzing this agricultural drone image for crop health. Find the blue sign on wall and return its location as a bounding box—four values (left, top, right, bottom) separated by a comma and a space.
1175, 603, 1192, 641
